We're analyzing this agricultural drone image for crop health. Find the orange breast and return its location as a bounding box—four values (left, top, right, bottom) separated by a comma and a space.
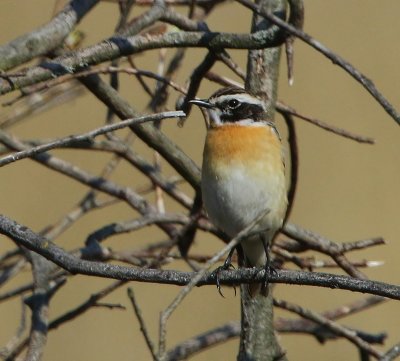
203, 124, 283, 172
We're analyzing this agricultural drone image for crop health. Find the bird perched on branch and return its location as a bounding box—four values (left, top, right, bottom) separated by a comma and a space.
191, 86, 287, 295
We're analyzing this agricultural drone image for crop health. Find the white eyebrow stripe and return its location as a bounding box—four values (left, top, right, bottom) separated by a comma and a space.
211, 94, 265, 107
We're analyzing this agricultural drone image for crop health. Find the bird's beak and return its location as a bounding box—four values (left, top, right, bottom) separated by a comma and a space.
189, 99, 214, 128
189, 99, 214, 109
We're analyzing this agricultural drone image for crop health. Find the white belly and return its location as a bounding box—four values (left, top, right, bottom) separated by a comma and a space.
202, 163, 285, 237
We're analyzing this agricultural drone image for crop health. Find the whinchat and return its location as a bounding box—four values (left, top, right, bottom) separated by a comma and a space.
191, 87, 288, 294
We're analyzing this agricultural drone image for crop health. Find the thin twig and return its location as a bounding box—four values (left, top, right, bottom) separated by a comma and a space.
0, 248, 21, 262
275, 305, 386, 345
236, 0, 400, 125
41, 130, 134, 242
281, 111, 298, 224
42, 195, 118, 241
18, 65, 187, 102
60, 138, 194, 209
85, 213, 191, 245
276, 102, 375, 144
274, 298, 383, 358
0, 283, 34, 303
0, 111, 185, 167
0, 82, 84, 129
80, 74, 202, 191
6, 280, 127, 359
0, 0, 99, 71
0, 132, 180, 240
177, 51, 217, 118
381, 343, 400, 361
50, 281, 127, 330
285, 0, 304, 85
127, 288, 157, 360
341, 238, 385, 252
0, 299, 27, 358
165, 321, 240, 361
0, 258, 26, 287
283, 223, 369, 279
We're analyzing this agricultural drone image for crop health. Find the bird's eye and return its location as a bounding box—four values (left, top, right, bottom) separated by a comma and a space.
227, 99, 240, 109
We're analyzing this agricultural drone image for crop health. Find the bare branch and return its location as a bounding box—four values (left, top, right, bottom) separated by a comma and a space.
165, 321, 240, 361
281, 111, 298, 224
274, 298, 383, 358
0, 299, 27, 358
50, 280, 126, 330
276, 295, 387, 344
5, 280, 127, 359
81, 74, 201, 190
0, 27, 284, 96
284, 0, 304, 85
381, 343, 400, 361
1, 215, 399, 300
276, 102, 375, 144
0, 258, 26, 287
0, 0, 99, 71
0, 110, 185, 167
283, 223, 369, 279
0, 131, 181, 238
0, 284, 34, 303
236, 0, 400, 125
127, 288, 157, 360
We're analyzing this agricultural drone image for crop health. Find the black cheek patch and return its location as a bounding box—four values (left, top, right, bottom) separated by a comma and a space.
220, 103, 265, 123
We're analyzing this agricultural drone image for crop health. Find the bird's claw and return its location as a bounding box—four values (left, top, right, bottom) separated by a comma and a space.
213, 262, 236, 298
261, 263, 277, 294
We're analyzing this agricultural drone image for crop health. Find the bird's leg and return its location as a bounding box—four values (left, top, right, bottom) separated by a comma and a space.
212, 246, 237, 297
260, 234, 276, 294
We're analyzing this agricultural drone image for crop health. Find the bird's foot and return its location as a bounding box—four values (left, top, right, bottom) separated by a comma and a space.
260, 260, 277, 296
212, 249, 236, 297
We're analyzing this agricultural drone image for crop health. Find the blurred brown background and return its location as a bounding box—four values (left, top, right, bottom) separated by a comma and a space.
0, 1, 399, 360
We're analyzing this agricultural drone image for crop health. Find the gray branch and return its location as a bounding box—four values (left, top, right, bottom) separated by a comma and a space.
0, 27, 283, 96
237, 0, 400, 125
0, 0, 99, 71
1, 214, 399, 300
0, 110, 185, 167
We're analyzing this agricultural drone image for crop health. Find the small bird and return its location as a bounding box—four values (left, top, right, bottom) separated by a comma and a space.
191, 87, 288, 294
